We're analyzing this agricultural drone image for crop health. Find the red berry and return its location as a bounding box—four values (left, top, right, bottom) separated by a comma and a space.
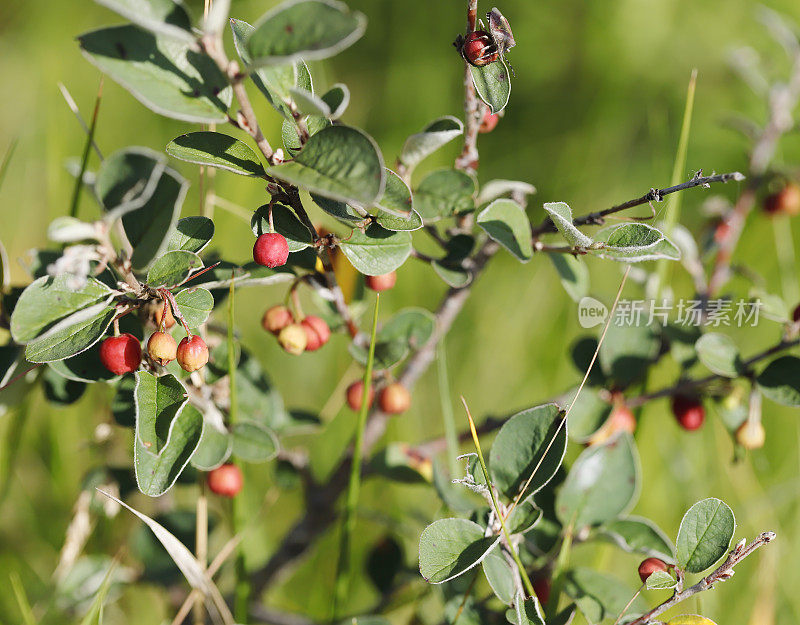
638, 557, 669, 583
99, 333, 142, 375
533, 578, 551, 605
672, 395, 705, 431
764, 183, 800, 216
378, 382, 411, 415
365, 271, 397, 292
253, 233, 289, 268
461, 30, 499, 67
262, 305, 294, 335
206, 463, 243, 497
147, 331, 177, 365
479, 110, 500, 133
301, 315, 331, 351
346, 380, 374, 412
176, 335, 209, 372
278, 323, 308, 355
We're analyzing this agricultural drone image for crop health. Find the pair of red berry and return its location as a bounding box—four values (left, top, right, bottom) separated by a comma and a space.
262, 305, 331, 354
346, 379, 411, 415
99, 332, 209, 374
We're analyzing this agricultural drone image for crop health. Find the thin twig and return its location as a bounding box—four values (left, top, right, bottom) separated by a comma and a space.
627, 532, 776, 625
531, 171, 745, 238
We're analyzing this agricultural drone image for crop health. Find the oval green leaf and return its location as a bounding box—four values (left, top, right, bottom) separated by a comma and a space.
757, 356, 800, 406
676, 498, 735, 574
414, 169, 476, 222
166, 216, 215, 254
267, 125, 384, 206
489, 403, 567, 499
556, 433, 640, 529
400, 116, 464, 172
695, 333, 743, 378
591, 223, 681, 263
231, 420, 279, 463
470, 58, 511, 114
78, 25, 232, 124
167, 132, 265, 177
339, 224, 412, 276
418, 518, 500, 584
247, 0, 366, 66
146, 250, 203, 287
477, 198, 533, 262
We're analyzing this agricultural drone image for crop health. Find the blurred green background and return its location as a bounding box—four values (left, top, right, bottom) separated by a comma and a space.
1, 0, 800, 623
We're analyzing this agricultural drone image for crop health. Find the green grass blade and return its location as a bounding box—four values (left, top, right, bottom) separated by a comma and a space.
68, 79, 103, 218
332, 293, 381, 619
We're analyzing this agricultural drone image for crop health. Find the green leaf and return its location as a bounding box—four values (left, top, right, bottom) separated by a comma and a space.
482, 550, 515, 605
646, 570, 678, 590
399, 116, 464, 172
432, 234, 474, 288
476, 198, 533, 262
43, 367, 87, 406
549, 254, 589, 303
591, 223, 681, 263
757, 356, 800, 406
562, 386, 611, 442
191, 422, 232, 471
78, 25, 232, 124
477, 179, 536, 206
695, 333, 743, 378
251, 204, 313, 251
340, 224, 412, 276
349, 308, 435, 369
10, 275, 112, 343
231, 420, 279, 463
47, 217, 101, 244
489, 404, 567, 500
599, 320, 660, 387
376, 169, 414, 216
418, 518, 500, 584
506, 499, 542, 535
376, 209, 422, 232
414, 169, 476, 222
600, 516, 675, 562
95, 147, 167, 219
556, 433, 640, 528
247, 0, 366, 66
173, 288, 214, 328
235, 350, 287, 430
289, 87, 331, 116
97, 490, 222, 617
123, 166, 187, 270
282, 115, 331, 157
509, 591, 546, 625
321, 84, 349, 118
312, 194, 362, 225
25, 306, 116, 364
267, 125, 384, 206
542, 202, 592, 248
563, 568, 646, 623
675, 498, 735, 574
146, 250, 203, 287
166, 132, 265, 177
94, 0, 194, 42
470, 58, 511, 114
76, 557, 120, 625
133, 371, 204, 497
230, 19, 312, 120
166, 216, 214, 254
